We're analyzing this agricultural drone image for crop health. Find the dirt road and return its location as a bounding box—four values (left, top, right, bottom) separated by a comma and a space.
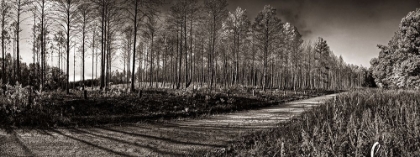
0, 93, 339, 157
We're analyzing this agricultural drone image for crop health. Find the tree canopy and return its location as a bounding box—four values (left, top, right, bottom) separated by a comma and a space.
371, 8, 420, 89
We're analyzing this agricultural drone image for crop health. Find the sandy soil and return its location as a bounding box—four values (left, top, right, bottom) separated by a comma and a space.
0, 93, 338, 157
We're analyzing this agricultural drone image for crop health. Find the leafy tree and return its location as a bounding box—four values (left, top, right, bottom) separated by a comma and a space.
362, 68, 376, 87
203, 0, 228, 90
283, 22, 303, 90
371, 9, 420, 89
223, 7, 250, 86
313, 37, 331, 89
252, 5, 283, 91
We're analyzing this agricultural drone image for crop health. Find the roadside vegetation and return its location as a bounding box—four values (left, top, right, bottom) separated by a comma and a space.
203, 89, 420, 156
0, 82, 337, 129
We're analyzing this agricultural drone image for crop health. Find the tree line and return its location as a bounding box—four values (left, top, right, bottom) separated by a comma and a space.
0, 0, 367, 93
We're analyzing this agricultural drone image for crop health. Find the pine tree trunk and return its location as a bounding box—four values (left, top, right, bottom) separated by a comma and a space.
131, 0, 138, 91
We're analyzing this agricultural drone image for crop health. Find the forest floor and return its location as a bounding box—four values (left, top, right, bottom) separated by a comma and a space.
0, 93, 339, 156
1, 87, 337, 128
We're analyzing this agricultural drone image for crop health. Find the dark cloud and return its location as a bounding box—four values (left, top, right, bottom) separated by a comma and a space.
275, 0, 311, 36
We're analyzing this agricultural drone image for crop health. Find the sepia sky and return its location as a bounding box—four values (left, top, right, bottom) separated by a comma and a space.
17, 0, 420, 81
227, 0, 420, 67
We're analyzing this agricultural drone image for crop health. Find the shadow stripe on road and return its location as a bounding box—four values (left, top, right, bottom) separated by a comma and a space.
50, 129, 135, 157
99, 126, 225, 148
69, 128, 187, 156
12, 130, 36, 157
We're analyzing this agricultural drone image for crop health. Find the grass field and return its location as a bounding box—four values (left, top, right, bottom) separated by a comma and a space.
203, 89, 420, 156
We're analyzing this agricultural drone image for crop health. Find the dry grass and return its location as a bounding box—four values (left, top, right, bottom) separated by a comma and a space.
203, 89, 420, 156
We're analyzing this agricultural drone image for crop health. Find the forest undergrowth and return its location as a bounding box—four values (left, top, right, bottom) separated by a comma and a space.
0, 83, 336, 129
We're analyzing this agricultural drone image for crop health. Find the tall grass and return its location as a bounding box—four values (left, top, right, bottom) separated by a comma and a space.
208, 90, 420, 156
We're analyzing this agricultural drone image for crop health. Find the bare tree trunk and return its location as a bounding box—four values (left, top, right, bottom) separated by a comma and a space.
82, 12, 86, 91
16, 0, 21, 83
100, 0, 105, 90
92, 27, 95, 88
177, 24, 182, 89
1, 0, 6, 84
210, 15, 216, 91
262, 19, 269, 91
163, 40, 167, 88
184, 14, 188, 88
66, 0, 70, 94
150, 32, 154, 88
156, 44, 159, 88
39, 0, 45, 90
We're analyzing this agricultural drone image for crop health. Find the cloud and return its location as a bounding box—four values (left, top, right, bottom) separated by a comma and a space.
275, 0, 312, 36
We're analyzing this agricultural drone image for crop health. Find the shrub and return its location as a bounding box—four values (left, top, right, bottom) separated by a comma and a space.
0, 82, 48, 127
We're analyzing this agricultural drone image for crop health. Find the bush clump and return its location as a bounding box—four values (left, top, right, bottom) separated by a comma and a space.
0, 83, 55, 128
